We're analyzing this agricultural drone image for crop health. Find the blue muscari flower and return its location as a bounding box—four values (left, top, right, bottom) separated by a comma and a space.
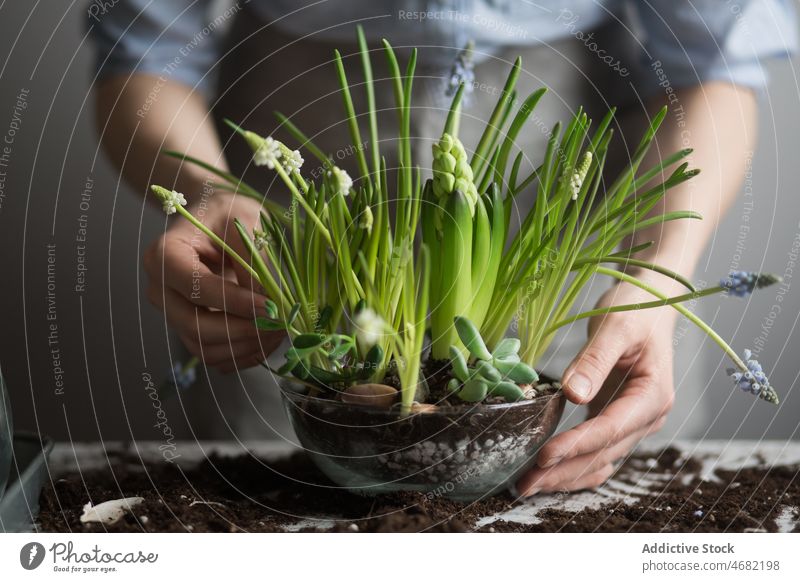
720, 271, 780, 298
163, 358, 198, 393
446, 42, 475, 103
727, 349, 779, 404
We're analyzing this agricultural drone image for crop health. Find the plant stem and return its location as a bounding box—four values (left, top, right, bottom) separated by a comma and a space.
174, 205, 260, 281
273, 163, 333, 247
595, 267, 747, 371
543, 285, 725, 335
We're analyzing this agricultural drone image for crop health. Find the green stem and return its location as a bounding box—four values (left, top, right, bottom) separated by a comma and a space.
174, 205, 260, 281
543, 285, 725, 336
273, 163, 333, 247
595, 267, 747, 371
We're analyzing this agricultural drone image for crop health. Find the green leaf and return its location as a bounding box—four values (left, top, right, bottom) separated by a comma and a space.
327, 341, 353, 360
572, 256, 696, 293
458, 378, 488, 402
476, 361, 502, 383
454, 316, 492, 360
316, 305, 333, 331
359, 344, 384, 379
449, 345, 470, 382
264, 299, 278, 320
292, 360, 311, 380
495, 360, 539, 383
492, 337, 521, 361
489, 381, 525, 402
255, 317, 285, 331
277, 358, 299, 376
285, 304, 300, 326
430, 191, 474, 359
293, 333, 327, 350
289, 334, 328, 359
307, 366, 350, 385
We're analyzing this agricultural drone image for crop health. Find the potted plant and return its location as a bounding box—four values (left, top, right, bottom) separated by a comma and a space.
150, 27, 779, 501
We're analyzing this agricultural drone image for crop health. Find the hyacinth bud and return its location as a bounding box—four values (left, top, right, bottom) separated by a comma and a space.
432, 133, 478, 229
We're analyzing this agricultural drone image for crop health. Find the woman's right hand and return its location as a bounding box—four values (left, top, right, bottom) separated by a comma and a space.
143, 190, 284, 372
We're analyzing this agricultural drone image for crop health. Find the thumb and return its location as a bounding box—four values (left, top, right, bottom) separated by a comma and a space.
562, 319, 629, 404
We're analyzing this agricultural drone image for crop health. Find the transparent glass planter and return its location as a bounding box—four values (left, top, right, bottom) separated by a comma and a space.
280, 380, 565, 501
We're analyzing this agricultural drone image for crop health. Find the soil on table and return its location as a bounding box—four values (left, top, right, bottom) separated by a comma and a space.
38, 446, 800, 533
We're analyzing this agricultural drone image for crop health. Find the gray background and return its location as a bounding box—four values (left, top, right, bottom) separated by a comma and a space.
0, 1, 798, 444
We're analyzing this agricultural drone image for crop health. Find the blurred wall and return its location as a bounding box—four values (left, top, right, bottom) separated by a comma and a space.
0, 1, 798, 442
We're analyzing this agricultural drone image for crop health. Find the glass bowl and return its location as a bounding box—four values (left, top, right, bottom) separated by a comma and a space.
280, 381, 565, 501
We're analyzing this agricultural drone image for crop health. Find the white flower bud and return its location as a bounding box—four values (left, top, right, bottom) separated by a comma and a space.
328, 166, 353, 196
281, 146, 304, 174
353, 307, 385, 349
245, 131, 282, 169
150, 185, 187, 215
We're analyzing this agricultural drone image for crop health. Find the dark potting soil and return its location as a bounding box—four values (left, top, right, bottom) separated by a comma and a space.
37, 446, 799, 533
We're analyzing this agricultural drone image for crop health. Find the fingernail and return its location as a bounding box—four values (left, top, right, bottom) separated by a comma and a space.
523, 487, 541, 497
539, 455, 563, 469
566, 371, 592, 400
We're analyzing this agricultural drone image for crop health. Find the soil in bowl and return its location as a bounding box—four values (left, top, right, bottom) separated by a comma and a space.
281, 375, 565, 500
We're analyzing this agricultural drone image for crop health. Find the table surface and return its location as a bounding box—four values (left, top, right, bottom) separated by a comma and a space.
48, 439, 800, 532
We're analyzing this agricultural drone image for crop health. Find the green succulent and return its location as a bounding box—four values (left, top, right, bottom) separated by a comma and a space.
447, 316, 537, 403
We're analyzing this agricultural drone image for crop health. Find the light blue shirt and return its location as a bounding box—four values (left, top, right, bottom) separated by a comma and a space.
87, 0, 797, 95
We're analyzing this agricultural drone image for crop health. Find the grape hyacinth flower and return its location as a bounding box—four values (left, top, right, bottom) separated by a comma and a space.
280, 145, 304, 174
353, 307, 385, 349
253, 228, 269, 251
568, 151, 593, 200
152, 187, 187, 215
728, 349, 779, 404
160, 357, 199, 396
328, 166, 353, 197
720, 271, 781, 298
172, 359, 197, 390
358, 205, 374, 232
244, 131, 282, 169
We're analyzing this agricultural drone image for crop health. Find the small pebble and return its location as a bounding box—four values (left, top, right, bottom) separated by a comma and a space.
645, 458, 658, 469
347, 523, 359, 532
693, 510, 704, 517
140, 515, 149, 524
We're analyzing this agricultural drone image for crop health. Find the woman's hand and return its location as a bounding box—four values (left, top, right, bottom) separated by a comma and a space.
516, 275, 679, 496
144, 191, 284, 372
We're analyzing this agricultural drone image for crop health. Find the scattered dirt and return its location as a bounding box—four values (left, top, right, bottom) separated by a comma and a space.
38, 446, 799, 533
